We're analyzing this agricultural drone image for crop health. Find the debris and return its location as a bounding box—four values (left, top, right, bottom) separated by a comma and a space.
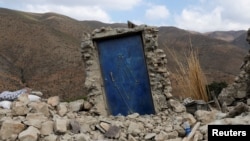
70, 120, 81, 134
104, 125, 120, 139
182, 122, 200, 141
183, 97, 209, 114
99, 121, 111, 132
211, 91, 222, 111
223, 102, 249, 118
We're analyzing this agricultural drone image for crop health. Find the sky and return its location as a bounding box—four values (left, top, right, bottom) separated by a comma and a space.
1, 0, 250, 32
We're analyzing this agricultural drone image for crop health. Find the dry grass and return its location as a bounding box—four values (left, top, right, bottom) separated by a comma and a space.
166, 37, 209, 102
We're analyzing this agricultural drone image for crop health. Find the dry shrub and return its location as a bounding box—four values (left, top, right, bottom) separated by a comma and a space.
166, 38, 209, 102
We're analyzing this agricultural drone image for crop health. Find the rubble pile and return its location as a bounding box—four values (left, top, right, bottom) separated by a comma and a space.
0, 93, 250, 141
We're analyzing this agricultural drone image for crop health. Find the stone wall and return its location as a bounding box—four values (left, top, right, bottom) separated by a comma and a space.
218, 29, 250, 106
80, 25, 172, 115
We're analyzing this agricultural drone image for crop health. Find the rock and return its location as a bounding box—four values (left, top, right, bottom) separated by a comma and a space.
70, 120, 81, 134
104, 125, 121, 139
28, 102, 50, 117
127, 113, 140, 118
18, 126, 40, 141
40, 121, 54, 135
169, 99, 186, 113
0, 120, 25, 140
155, 131, 168, 141
69, 99, 84, 112
128, 122, 143, 135
218, 87, 235, 105
47, 96, 60, 106
18, 93, 29, 104
128, 134, 137, 141
74, 133, 91, 141
247, 98, 250, 105
167, 131, 178, 139
144, 133, 156, 140
57, 102, 68, 116
54, 119, 68, 134
235, 90, 247, 98
183, 113, 197, 126
99, 121, 111, 132
24, 113, 48, 128
173, 125, 185, 137
83, 101, 92, 110
195, 110, 217, 124
43, 134, 58, 141
12, 101, 29, 116
168, 138, 182, 141
30, 91, 43, 96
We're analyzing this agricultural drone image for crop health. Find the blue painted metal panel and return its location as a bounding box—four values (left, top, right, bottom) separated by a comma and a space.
96, 33, 155, 116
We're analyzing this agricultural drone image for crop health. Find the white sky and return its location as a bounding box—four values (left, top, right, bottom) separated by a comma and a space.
1, 0, 250, 32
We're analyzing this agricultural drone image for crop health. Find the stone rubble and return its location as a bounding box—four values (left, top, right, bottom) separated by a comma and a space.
0, 94, 249, 141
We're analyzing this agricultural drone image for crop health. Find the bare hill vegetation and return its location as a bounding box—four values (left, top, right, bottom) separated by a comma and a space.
0, 8, 248, 100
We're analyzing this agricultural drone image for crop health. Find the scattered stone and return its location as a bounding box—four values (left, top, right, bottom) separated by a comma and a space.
247, 99, 250, 106
127, 113, 140, 118
70, 120, 81, 134
18, 93, 29, 104
31, 91, 43, 96
68, 99, 84, 112
43, 134, 58, 141
57, 102, 68, 116
18, 126, 40, 141
83, 101, 92, 110
47, 96, 60, 106
155, 131, 168, 141
144, 133, 156, 140
40, 121, 54, 135
12, 101, 30, 116
99, 121, 111, 132
0, 120, 25, 140
54, 119, 68, 134
104, 125, 121, 139
169, 99, 186, 113
128, 134, 137, 141
195, 110, 217, 124
74, 133, 91, 141
28, 102, 50, 117
24, 113, 48, 128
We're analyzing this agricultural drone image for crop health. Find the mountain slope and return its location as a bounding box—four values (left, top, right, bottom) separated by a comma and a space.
0, 8, 86, 100
0, 8, 248, 100
204, 30, 246, 42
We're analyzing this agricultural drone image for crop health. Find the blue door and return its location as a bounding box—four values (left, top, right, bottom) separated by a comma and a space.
95, 33, 155, 116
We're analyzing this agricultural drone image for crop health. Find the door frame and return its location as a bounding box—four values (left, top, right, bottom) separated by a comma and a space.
93, 31, 155, 115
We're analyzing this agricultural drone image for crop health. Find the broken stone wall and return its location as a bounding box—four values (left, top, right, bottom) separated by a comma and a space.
218, 29, 250, 106
80, 25, 172, 115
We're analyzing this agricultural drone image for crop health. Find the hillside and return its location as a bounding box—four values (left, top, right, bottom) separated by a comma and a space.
231, 32, 249, 50
204, 30, 246, 42
0, 8, 248, 100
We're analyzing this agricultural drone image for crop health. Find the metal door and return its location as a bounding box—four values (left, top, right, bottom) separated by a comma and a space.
95, 33, 155, 116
